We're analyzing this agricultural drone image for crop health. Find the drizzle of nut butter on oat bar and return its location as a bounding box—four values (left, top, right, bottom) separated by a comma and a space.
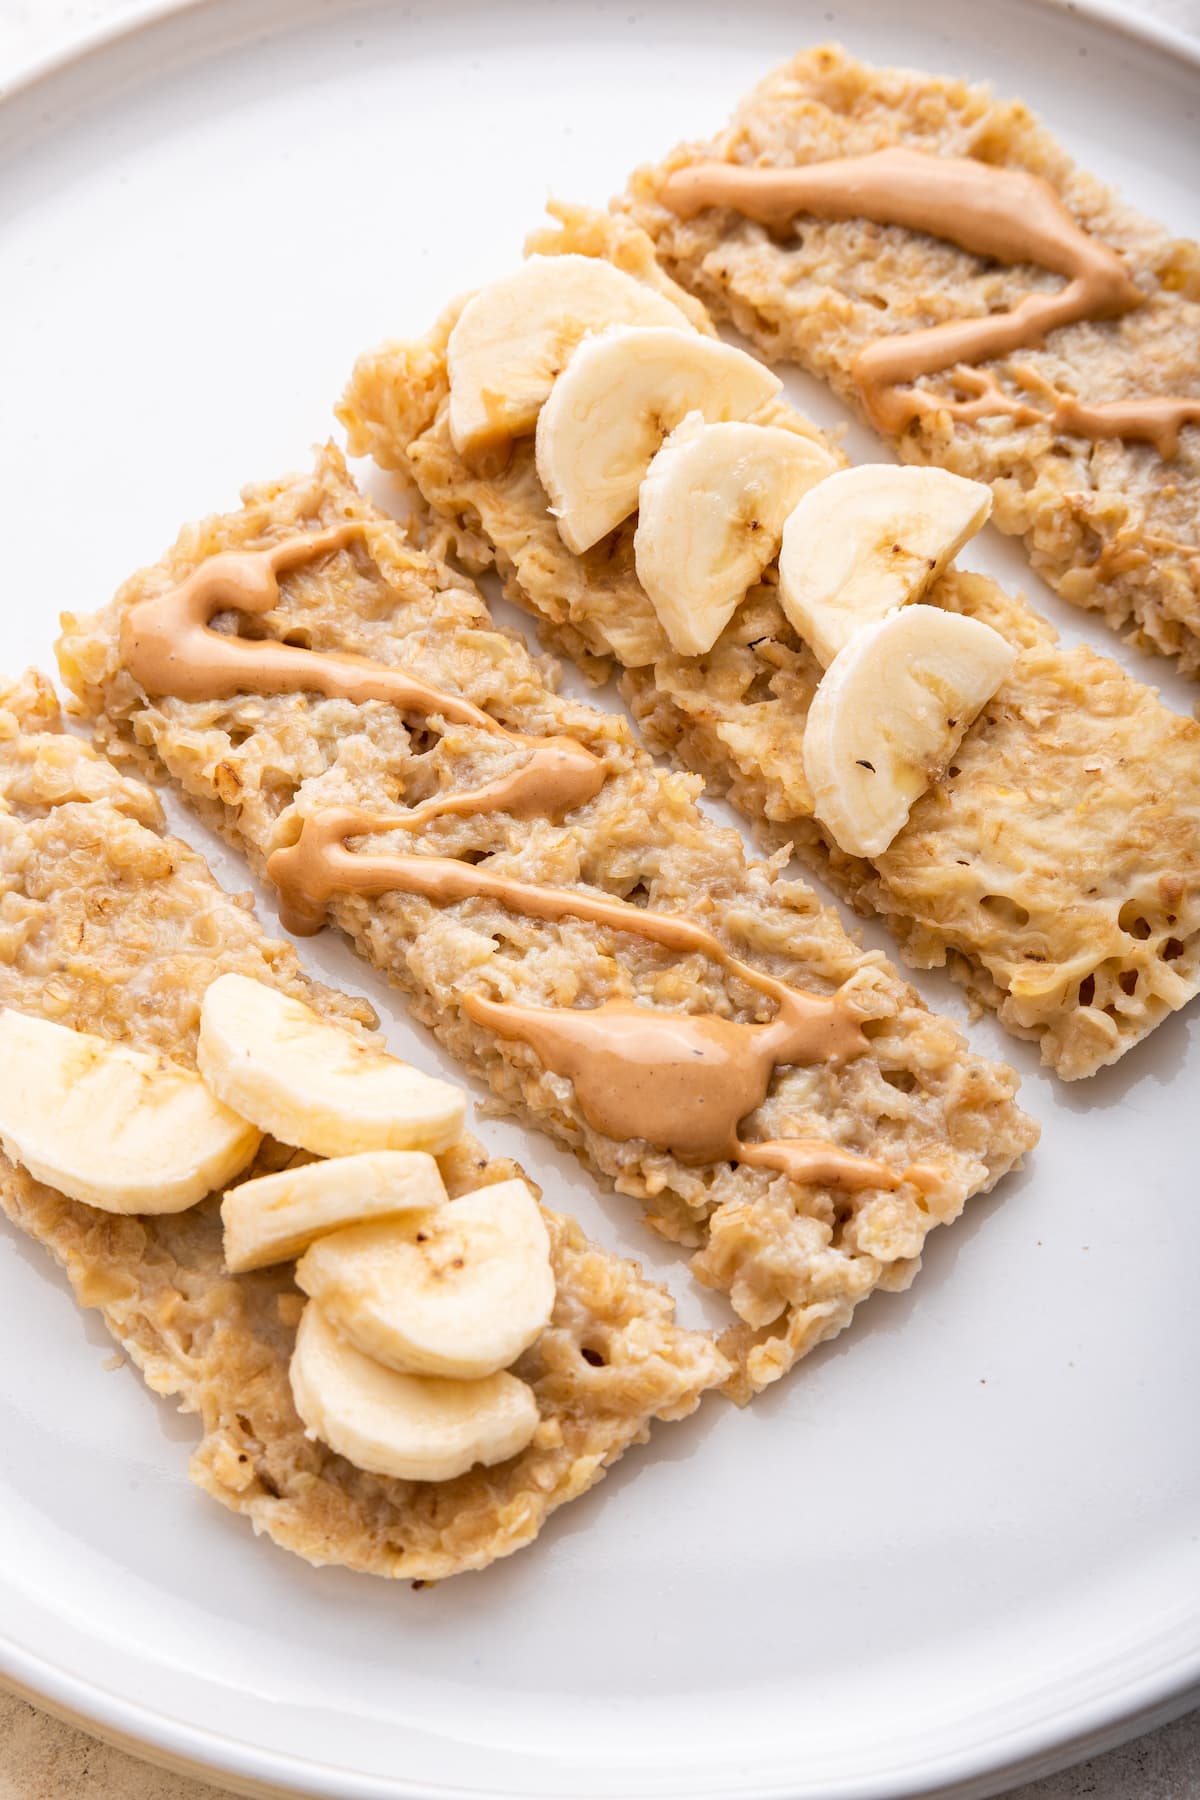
120, 528, 605, 828
123, 534, 936, 1194
661, 147, 1200, 458
265, 806, 938, 1195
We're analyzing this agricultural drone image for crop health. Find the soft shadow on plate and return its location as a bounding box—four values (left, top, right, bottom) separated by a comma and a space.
1055, 1000, 1199, 1114
0, 1213, 211, 1453
746, 1152, 1039, 1424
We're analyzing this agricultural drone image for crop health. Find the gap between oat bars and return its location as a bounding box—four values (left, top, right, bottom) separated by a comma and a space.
0, 670, 727, 1578
620, 44, 1200, 672
337, 204, 1200, 1080
57, 446, 1035, 1397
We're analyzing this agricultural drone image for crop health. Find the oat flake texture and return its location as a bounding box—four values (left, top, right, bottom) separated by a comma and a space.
621, 45, 1200, 673
0, 671, 728, 1578
339, 207, 1200, 1081
59, 449, 1035, 1395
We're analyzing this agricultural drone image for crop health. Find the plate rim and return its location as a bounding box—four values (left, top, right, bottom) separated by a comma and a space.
2, 0, 1198, 105
4, 1633, 1199, 1800
0, 1, 1197, 1796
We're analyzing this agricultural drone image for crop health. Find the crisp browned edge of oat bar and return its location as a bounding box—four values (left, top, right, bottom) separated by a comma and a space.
337, 205, 1200, 1083
0, 670, 729, 1579
56, 445, 1035, 1398
619, 42, 1200, 672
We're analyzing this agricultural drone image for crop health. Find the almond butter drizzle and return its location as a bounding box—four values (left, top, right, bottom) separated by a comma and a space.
661, 148, 1200, 457
120, 528, 605, 827
264, 808, 929, 1192
464, 993, 932, 1190
266, 809, 861, 1057
122, 539, 929, 1194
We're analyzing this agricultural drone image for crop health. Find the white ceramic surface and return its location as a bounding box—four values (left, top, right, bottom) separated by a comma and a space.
0, 3, 1197, 1798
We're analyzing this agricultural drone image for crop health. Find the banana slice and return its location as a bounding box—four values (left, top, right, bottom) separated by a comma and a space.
0, 1009, 260, 1214
778, 465, 993, 667
290, 1302, 539, 1483
803, 604, 1016, 858
634, 413, 837, 654
198, 975, 465, 1158
222, 1149, 448, 1274
295, 1178, 555, 1379
447, 253, 693, 458
535, 325, 781, 554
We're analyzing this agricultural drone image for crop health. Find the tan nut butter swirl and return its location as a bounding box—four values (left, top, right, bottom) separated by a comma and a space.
120, 528, 605, 826
464, 993, 930, 1190
265, 808, 931, 1192
662, 148, 1200, 457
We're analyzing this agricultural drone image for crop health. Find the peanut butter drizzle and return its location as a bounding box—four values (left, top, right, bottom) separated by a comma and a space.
266, 807, 906, 1189
929, 363, 1200, 461
120, 528, 605, 826
463, 993, 928, 1190
268, 807, 858, 1049
661, 148, 1199, 456
734, 1136, 925, 1189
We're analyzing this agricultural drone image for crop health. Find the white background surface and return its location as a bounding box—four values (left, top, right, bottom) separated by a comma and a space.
0, 2, 1198, 1798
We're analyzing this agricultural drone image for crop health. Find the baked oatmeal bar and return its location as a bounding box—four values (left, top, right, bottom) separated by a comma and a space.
621, 45, 1200, 671
0, 671, 727, 1575
339, 208, 1200, 1080
58, 447, 1034, 1397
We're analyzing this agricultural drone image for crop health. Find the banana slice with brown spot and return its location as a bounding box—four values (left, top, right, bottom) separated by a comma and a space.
535, 325, 781, 554
803, 604, 1016, 858
779, 465, 992, 666
447, 254, 693, 458
290, 1303, 540, 1484
222, 1149, 448, 1274
635, 413, 836, 653
294, 1178, 555, 1380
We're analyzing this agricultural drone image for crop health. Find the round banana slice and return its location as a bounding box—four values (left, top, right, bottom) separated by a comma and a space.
803, 604, 1017, 859
290, 1303, 540, 1484
447, 253, 693, 458
634, 413, 837, 654
535, 325, 781, 554
294, 1178, 555, 1379
778, 464, 993, 667
198, 974, 465, 1158
0, 1008, 260, 1215
222, 1149, 448, 1274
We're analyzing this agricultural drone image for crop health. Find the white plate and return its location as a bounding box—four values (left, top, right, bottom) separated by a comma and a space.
1, 2, 1198, 1796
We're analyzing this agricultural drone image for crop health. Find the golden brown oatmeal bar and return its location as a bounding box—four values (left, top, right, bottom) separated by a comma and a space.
58, 447, 1034, 1397
0, 671, 727, 1575
621, 44, 1200, 671
339, 206, 1200, 1080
